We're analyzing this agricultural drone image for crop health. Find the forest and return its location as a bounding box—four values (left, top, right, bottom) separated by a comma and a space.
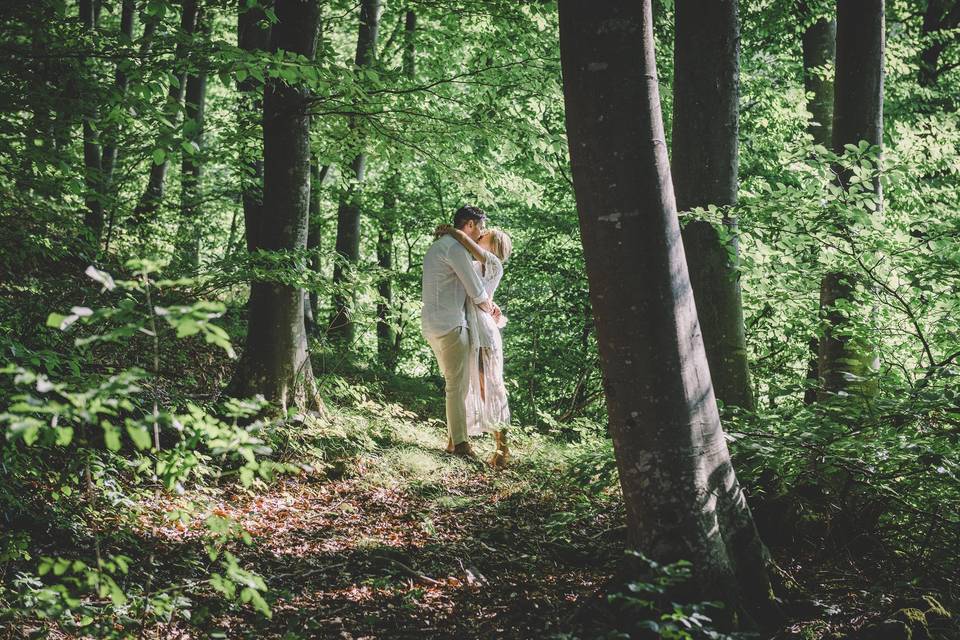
1, 0, 959, 638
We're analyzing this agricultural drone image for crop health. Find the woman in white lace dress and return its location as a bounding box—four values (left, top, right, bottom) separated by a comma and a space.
436, 224, 513, 467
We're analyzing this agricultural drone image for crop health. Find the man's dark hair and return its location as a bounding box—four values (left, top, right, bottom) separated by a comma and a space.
453, 205, 487, 229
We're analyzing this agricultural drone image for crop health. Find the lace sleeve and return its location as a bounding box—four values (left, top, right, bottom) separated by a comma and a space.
482, 251, 504, 291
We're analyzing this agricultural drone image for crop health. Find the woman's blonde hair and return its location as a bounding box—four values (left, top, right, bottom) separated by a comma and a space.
483, 228, 513, 263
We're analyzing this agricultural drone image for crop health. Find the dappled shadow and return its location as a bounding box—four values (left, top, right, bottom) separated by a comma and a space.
127, 465, 623, 639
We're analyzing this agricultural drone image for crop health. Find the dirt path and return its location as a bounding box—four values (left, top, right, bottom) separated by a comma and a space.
138, 441, 623, 639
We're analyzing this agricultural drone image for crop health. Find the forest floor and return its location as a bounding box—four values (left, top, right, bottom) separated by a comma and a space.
123, 398, 627, 640
13, 343, 955, 640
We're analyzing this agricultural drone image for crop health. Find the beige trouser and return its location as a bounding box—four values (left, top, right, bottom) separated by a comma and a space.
426, 325, 470, 446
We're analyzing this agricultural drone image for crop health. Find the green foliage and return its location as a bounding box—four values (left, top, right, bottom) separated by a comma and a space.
0, 262, 279, 632
604, 552, 739, 640
2, 0, 960, 636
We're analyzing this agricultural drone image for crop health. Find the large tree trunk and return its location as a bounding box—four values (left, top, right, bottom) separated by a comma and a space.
558, 0, 778, 627
237, 0, 272, 253
672, 0, 753, 412
229, 0, 323, 414
329, 0, 381, 344
132, 0, 199, 223
802, 17, 836, 148
817, 0, 884, 400
79, 0, 104, 247
376, 10, 414, 371
175, 6, 210, 270
801, 15, 835, 404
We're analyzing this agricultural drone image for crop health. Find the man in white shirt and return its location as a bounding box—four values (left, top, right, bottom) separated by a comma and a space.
421, 205, 500, 458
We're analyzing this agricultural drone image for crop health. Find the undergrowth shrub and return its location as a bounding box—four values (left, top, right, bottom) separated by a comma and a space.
0, 260, 283, 634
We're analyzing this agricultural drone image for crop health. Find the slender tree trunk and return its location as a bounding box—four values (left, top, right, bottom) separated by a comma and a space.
801, 15, 835, 403
558, 1, 778, 627
377, 179, 399, 371
79, 0, 105, 247
376, 10, 414, 371
132, 0, 199, 223
817, 0, 884, 400
175, 6, 210, 269
229, 0, 323, 414
672, 0, 753, 412
237, 0, 272, 253
100, 0, 136, 187
104, 8, 161, 254
802, 17, 836, 148
329, 0, 381, 343
919, 0, 960, 87
306, 160, 329, 333
18, 15, 55, 195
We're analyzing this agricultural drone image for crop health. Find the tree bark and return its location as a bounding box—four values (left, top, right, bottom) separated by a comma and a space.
802, 17, 836, 148
376, 10, 414, 371
175, 5, 210, 270
329, 0, 381, 344
237, 0, 272, 253
558, 0, 778, 627
104, 7, 161, 253
817, 0, 884, 400
306, 160, 329, 333
132, 0, 199, 223
229, 0, 323, 414
100, 0, 136, 188
672, 0, 753, 412
919, 0, 960, 87
377, 178, 399, 372
79, 0, 104, 247
801, 15, 835, 403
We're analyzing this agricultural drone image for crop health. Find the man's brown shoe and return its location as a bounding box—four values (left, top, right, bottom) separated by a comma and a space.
451, 441, 478, 459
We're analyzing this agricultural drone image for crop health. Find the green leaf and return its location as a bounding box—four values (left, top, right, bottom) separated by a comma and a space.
126, 422, 152, 450
175, 318, 200, 338
56, 426, 74, 446
249, 589, 271, 618
21, 422, 41, 446
103, 421, 121, 451
152, 148, 166, 165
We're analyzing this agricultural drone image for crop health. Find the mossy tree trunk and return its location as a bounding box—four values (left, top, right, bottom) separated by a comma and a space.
801, 13, 835, 404
817, 0, 884, 400
672, 0, 754, 412
229, 0, 323, 414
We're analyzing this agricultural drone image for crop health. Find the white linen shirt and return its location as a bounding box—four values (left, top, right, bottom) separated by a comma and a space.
421, 235, 489, 338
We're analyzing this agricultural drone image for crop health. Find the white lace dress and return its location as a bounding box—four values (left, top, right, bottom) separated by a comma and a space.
464, 250, 511, 436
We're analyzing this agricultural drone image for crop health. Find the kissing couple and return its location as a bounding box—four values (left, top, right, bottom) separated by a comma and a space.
420, 205, 513, 468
